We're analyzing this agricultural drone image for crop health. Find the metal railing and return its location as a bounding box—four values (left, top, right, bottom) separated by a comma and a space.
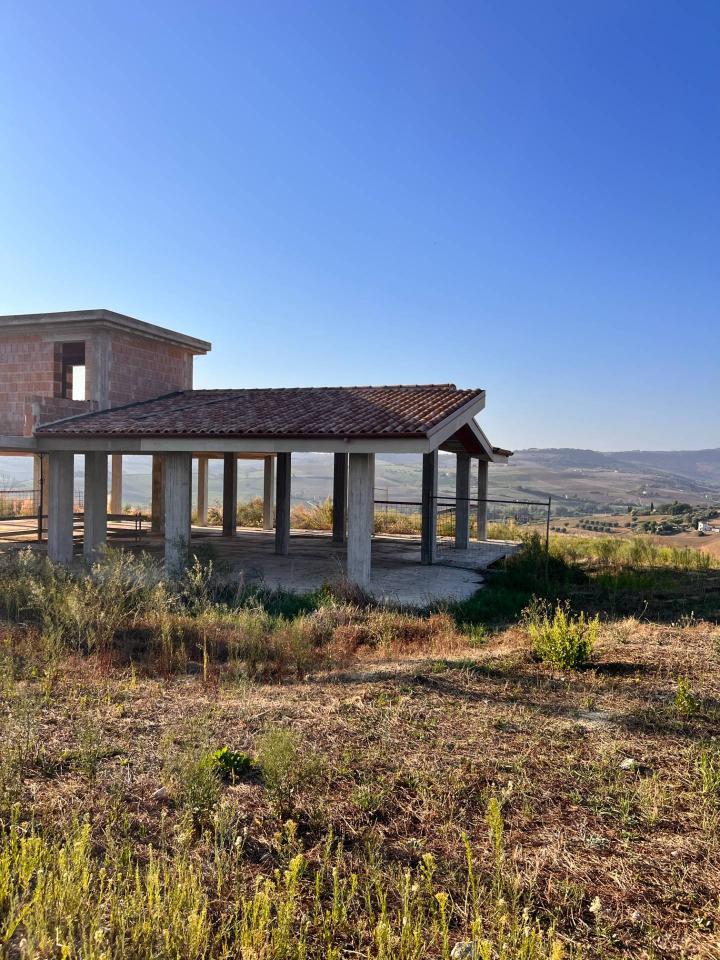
0, 488, 39, 521
0, 488, 42, 540
0, 487, 87, 541
372, 495, 552, 551
434, 495, 552, 553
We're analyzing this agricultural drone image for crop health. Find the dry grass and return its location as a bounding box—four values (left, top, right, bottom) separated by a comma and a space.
1, 544, 719, 957
1, 610, 719, 957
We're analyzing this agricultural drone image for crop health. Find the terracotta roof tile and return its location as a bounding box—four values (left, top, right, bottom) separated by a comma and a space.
35, 385, 485, 440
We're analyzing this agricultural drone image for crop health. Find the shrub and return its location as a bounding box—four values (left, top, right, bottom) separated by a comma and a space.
674, 676, 700, 717
256, 726, 322, 816
697, 746, 720, 802
525, 600, 598, 668
0, 547, 167, 654
175, 752, 222, 822
291, 498, 334, 530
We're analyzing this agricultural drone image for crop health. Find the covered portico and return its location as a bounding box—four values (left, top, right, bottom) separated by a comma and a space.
33, 385, 511, 590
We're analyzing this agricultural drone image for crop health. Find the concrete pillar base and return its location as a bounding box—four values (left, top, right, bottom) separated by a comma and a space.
477, 459, 489, 541
151, 455, 165, 534
263, 456, 275, 530
48, 451, 74, 565
222, 453, 237, 537
347, 453, 374, 589
275, 453, 291, 555
197, 455, 209, 526
332, 452, 348, 544
421, 450, 438, 565
84, 451, 108, 562
110, 454, 123, 514
455, 452, 471, 550
164, 453, 192, 576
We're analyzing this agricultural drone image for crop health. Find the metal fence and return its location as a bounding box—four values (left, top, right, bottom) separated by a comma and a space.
0, 487, 86, 541
434, 495, 552, 553
0, 488, 42, 540
0, 488, 39, 521
373, 495, 552, 551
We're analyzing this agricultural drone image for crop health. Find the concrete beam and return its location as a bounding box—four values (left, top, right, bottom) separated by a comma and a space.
36, 436, 437, 455
110, 454, 122, 513
455, 452, 471, 550
197, 455, 209, 526
477, 459, 489, 541
275, 452, 291, 555
164, 452, 192, 576
347, 453, 374, 589
263, 456, 275, 530
47, 451, 74, 565
332, 452, 348, 544
151, 455, 165, 534
83, 451, 108, 561
421, 450, 438, 565
222, 453, 237, 537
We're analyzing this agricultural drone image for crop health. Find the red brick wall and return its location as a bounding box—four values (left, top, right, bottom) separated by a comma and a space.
1, 329, 195, 438
108, 333, 193, 406
0, 335, 57, 435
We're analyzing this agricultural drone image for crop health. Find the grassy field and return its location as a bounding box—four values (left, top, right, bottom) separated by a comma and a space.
0, 537, 719, 958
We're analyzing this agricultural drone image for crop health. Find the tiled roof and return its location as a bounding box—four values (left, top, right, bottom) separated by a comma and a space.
35, 385, 485, 440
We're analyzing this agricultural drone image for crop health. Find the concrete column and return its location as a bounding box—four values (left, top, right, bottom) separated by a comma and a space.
110, 454, 123, 513
222, 453, 237, 537
368, 452, 376, 533
47, 451, 74, 565
33, 454, 48, 537
32, 454, 47, 538
197, 456, 209, 526
151, 455, 165, 534
84, 452, 108, 561
164, 452, 192, 576
347, 453, 374, 589
421, 450, 438, 565
455, 452, 471, 550
87, 332, 111, 408
275, 452, 291, 555
477, 459, 489, 541
262, 456, 275, 530
32, 454, 42, 492
332, 452, 348, 544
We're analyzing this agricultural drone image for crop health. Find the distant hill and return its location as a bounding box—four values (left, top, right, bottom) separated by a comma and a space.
517, 447, 720, 485
503, 448, 720, 513
2, 447, 719, 515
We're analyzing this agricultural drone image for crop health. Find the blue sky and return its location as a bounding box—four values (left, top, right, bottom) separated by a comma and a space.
1, 0, 718, 450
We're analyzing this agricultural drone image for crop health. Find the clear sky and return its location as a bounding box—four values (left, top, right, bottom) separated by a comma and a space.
1, 1, 718, 451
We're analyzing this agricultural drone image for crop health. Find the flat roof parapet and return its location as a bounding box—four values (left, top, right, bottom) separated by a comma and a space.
0, 309, 211, 354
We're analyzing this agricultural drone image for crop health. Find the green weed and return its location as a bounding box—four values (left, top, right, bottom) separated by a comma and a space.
697, 746, 720, 802
674, 676, 700, 717
525, 601, 598, 668
211, 746, 256, 782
